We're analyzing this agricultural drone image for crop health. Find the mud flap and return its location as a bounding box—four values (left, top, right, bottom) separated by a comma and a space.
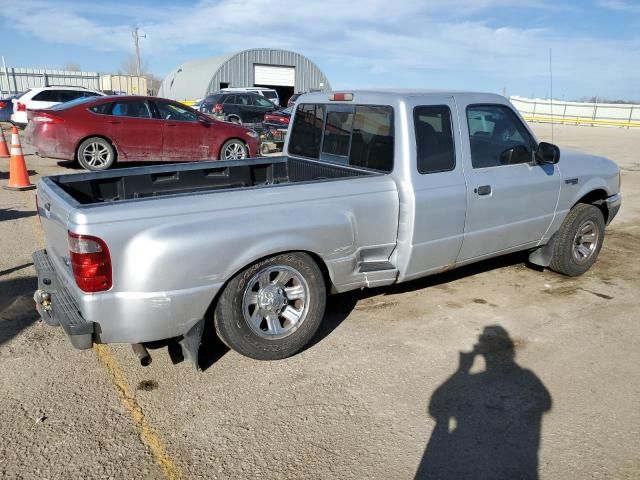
178, 319, 205, 371
529, 233, 557, 267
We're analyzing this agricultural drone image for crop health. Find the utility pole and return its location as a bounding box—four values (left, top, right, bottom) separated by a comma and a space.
132, 27, 146, 77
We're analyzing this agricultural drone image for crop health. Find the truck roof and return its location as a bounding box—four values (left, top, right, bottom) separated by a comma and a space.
299, 90, 508, 104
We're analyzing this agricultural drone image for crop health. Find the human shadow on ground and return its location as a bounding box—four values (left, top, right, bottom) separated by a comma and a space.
415, 325, 552, 480
0, 275, 38, 347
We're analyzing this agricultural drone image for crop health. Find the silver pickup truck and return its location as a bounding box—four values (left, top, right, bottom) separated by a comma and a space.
33, 91, 621, 366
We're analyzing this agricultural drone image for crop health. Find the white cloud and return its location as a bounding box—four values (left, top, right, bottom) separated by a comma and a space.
597, 0, 640, 13
1, 0, 638, 97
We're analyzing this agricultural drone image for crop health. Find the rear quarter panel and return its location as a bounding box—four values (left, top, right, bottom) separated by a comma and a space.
68, 175, 399, 342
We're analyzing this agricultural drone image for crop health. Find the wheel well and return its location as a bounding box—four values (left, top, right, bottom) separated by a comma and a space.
575, 189, 609, 222
219, 137, 248, 157
204, 250, 334, 319
75, 135, 118, 162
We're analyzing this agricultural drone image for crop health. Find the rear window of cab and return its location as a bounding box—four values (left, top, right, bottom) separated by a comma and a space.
288, 103, 394, 173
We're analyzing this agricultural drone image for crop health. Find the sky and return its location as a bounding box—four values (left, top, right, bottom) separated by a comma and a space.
0, 0, 639, 100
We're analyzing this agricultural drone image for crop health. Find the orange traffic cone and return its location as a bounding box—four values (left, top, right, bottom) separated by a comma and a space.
0, 126, 9, 158
3, 126, 35, 191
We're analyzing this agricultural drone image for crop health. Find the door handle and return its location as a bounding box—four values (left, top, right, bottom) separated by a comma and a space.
108, 120, 121, 124
475, 185, 492, 196
166, 124, 177, 127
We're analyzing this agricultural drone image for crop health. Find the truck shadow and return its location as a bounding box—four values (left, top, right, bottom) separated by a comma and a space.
0, 275, 39, 347
0, 170, 37, 180
0, 207, 37, 222
307, 251, 531, 351
196, 251, 531, 370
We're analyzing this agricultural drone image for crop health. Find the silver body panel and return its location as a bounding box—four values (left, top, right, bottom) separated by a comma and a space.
36, 90, 621, 344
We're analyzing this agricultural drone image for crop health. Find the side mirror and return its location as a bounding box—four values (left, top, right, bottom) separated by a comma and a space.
197, 115, 211, 126
536, 142, 560, 165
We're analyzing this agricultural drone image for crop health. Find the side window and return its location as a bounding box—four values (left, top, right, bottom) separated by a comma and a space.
156, 101, 197, 121
32, 90, 61, 102
288, 103, 325, 159
253, 96, 275, 108
237, 95, 251, 106
111, 101, 152, 119
59, 90, 83, 102
466, 105, 533, 168
414, 105, 455, 174
223, 95, 236, 105
350, 105, 394, 172
322, 109, 354, 158
89, 103, 111, 115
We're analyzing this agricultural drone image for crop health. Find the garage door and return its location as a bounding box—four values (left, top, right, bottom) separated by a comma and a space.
254, 65, 295, 87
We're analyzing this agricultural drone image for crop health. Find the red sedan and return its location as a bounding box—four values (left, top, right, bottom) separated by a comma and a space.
25, 95, 260, 171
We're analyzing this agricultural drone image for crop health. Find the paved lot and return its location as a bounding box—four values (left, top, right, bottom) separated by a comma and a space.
1, 123, 639, 479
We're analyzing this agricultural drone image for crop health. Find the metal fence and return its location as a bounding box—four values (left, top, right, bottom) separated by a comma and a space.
0, 67, 100, 96
510, 96, 640, 129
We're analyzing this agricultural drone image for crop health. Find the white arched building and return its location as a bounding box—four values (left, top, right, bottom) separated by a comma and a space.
158, 48, 331, 106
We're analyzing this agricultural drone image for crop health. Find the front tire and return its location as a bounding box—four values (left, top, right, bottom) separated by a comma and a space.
214, 253, 326, 360
220, 139, 248, 160
77, 137, 116, 171
549, 204, 605, 276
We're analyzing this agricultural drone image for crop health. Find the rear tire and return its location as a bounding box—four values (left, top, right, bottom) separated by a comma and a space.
77, 137, 115, 171
214, 252, 326, 360
549, 204, 605, 277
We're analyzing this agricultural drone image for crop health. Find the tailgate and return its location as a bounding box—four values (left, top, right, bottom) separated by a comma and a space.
36, 178, 74, 278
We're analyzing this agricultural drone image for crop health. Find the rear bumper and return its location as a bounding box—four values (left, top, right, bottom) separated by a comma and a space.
33, 249, 95, 349
606, 193, 621, 224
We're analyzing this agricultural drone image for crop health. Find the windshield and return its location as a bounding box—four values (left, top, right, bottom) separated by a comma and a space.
263, 91, 278, 100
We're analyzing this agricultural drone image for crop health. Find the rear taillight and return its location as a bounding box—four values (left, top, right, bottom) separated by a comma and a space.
213, 103, 223, 113
17, 102, 26, 111
31, 113, 64, 124
280, 117, 289, 123
0, 101, 5, 108
68, 231, 112, 292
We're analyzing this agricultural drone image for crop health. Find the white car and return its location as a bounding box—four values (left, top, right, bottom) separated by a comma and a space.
11, 86, 105, 126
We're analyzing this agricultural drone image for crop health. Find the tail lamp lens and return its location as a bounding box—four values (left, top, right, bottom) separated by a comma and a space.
68, 232, 112, 292
17, 102, 26, 111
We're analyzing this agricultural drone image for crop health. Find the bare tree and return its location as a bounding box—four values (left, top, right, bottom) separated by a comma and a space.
120, 54, 149, 76
63, 62, 81, 72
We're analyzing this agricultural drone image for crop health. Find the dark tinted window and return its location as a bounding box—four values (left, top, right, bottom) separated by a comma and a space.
156, 101, 197, 121
467, 105, 533, 168
414, 106, 455, 174
89, 102, 111, 114
322, 109, 354, 157
236, 95, 251, 106
289, 103, 394, 172
350, 106, 394, 172
289, 103, 325, 159
59, 90, 83, 102
110, 101, 152, 118
222, 95, 236, 105
32, 90, 62, 102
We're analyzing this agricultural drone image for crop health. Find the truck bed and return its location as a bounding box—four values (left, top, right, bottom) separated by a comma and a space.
50, 156, 375, 205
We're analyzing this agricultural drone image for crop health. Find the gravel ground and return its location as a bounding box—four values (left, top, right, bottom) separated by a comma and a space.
0, 122, 638, 479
